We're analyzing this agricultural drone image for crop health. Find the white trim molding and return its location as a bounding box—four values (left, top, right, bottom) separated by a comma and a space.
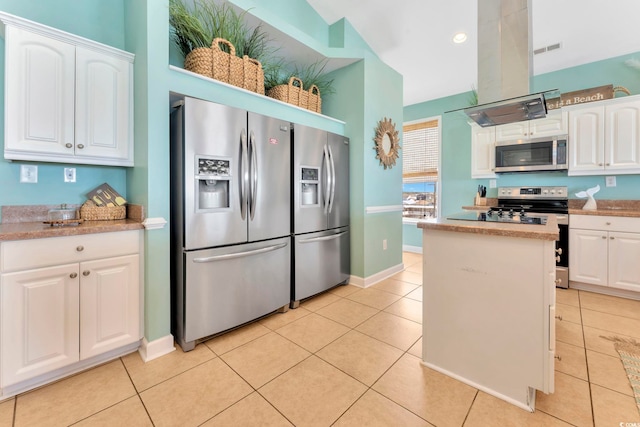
138, 335, 176, 362
402, 244, 423, 254
348, 262, 405, 288
365, 205, 403, 214
142, 217, 168, 230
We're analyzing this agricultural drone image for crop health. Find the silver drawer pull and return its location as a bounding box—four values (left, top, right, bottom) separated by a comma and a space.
82, 270, 90, 276
70, 272, 78, 279
65, 143, 73, 148
77, 144, 85, 149
555, 315, 563, 321
555, 355, 562, 361
76, 245, 84, 252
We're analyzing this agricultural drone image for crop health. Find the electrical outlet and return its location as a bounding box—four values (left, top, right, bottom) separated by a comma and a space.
64, 168, 76, 183
20, 165, 38, 183
383, 239, 387, 250
605, 176, 616, 187
489, 179, 497, 189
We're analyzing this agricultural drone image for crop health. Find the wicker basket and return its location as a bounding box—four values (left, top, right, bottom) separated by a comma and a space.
307, 84, 321, 113
267, 77, 308, 108
184, 38, 264, 94
80, 200, 126, 221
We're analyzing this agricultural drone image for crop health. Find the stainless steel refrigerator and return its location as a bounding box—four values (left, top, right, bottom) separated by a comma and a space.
170, 96, 291, 351
291, 124, 350, 307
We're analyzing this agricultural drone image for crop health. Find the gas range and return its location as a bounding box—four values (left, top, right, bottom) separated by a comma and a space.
447, 210, 548, 225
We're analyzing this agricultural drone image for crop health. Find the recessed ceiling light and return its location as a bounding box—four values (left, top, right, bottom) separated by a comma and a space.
453, 32, 467, 44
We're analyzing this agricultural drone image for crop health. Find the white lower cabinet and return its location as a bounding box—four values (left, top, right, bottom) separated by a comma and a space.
0, 231, 142, 391
569, 215, 640, 292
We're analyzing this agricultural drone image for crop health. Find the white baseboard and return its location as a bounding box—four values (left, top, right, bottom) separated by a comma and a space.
139, 334, 176, 362
403, 245, 423, 254
349, 262, 405, 288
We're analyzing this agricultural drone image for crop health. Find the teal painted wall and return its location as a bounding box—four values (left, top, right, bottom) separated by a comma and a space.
403, 52, 640, 248
0, 1, 128, 220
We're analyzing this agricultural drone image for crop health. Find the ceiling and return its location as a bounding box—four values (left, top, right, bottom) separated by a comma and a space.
305, 0, 640, 106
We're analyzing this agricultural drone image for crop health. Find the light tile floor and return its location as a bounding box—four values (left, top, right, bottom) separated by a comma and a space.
1, 252, 640, 426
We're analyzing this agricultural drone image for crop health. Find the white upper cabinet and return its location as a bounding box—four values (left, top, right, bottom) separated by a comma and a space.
471, 125, 496, 178
568, 96, 640, 176
495, 111, 568, 142
1, 14, 134, 166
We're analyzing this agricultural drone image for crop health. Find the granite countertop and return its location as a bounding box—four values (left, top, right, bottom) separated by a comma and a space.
417, 213, 559, 241
0, 204, 145, 241
568, 199, 640, 218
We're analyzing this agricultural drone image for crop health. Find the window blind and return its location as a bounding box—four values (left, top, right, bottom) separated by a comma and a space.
402, 119, 439, 183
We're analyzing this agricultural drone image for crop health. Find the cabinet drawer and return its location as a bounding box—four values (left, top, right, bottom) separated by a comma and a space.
570, 215, 640, 233
1, 230, 140, 272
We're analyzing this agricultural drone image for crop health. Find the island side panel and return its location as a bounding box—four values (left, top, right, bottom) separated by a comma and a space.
421, 228, 555, 410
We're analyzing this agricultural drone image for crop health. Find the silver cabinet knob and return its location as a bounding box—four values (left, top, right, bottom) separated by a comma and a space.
610, 236, 615, 240
77, 144, 85, 149
606, 222, 611, 225
602, 236, 607, 239
555, 278, 562, 285
599, 163, 603, 166
76, 245, 84, 252
556, 248, 563, 255
556, 256, 561, 262
82, 270, 90, 276
606, 163, 610, 166
555, 314, 563, 321
555, 354, 562, 361
70, 272, 78, 279
65, 143, 73, 148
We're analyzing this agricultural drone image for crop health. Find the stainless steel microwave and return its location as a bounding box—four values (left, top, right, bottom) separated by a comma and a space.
494, 135, 568, 173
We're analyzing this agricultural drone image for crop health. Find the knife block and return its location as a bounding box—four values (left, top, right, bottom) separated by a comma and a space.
474, 195, 487, 206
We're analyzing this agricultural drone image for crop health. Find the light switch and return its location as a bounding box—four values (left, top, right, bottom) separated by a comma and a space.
20, 165, 38, 183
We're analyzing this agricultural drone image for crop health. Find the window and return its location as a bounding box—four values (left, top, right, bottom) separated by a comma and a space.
402, 118, 440, 219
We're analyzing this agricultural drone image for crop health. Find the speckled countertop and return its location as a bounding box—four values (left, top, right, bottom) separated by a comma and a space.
0, 204, 145, 241
568, 199, 640, 217
417, 214, 559, 241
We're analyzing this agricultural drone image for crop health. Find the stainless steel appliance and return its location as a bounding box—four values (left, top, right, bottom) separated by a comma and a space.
493, 186, 569, 288
170, 96, 291, 351
291, 124, 350, 307
495, 135, 568, 173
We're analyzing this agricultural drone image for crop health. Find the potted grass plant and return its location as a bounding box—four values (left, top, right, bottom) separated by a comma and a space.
169, 0, 275, 93
264, 59, 336, 113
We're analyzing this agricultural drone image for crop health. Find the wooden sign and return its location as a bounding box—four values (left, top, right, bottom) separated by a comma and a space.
546, 85, 613, 110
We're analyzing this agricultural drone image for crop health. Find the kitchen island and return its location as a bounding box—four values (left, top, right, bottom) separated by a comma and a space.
418, 214, 558, 412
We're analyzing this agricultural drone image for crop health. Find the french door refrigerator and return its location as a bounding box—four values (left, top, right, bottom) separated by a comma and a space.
291, 124, 350, 307
170, 96, 291, 351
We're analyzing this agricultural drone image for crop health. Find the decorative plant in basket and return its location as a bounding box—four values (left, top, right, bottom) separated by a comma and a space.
264, 59, 335, 113
169, 0, 275, 94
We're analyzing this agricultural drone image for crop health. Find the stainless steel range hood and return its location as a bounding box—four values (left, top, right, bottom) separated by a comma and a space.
465, 91, 547, 127
463, 0, 555, 127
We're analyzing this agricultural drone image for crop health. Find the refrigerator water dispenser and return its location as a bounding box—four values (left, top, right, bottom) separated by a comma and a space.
300, 167, 318, 206
196, 156, 230, 210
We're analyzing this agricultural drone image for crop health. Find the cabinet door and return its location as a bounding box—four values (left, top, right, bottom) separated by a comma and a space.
4, 26, 75, 158
79, 254, 140, 359
471, 126, 496, 178
568, 106, 605, 175
605, 101, 640, 172
569, 228, 608, 286
608, 231, 640, 292
495, 121, 528, 142
75, 47, 133, 165
529, 111, 568, 138
1, 264, 80, 387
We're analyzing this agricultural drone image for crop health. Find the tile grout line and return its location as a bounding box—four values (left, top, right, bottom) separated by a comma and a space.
578, 290, 597, 427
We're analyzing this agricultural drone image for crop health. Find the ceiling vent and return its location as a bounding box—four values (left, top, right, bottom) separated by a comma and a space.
534, 42, 562, 55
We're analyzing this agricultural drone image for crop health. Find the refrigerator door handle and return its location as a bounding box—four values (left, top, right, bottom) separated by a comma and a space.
240, 128, 249, 220
192, 242, 287, 263
327, 144, 336, 214
249, 131, 258, 220
322, 145, 331, 214
299, 231, 348, 243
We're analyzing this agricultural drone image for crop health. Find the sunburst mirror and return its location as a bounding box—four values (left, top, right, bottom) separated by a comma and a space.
373, 117, 400, 169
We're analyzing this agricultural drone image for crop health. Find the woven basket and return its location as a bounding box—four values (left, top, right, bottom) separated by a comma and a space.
184, 38, 264, 94
307, 84, 321, 113
80, 200, 126, 221
267, 77, 308, 109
